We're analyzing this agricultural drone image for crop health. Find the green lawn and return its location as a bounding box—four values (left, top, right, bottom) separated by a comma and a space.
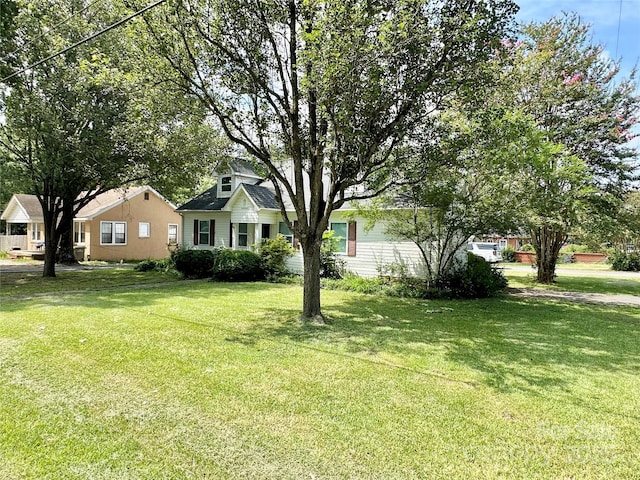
1, 274, 639, 479
0, 268, 181, 298
503, 265, 640, 296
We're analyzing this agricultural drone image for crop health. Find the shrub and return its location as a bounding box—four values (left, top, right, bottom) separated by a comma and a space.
560, 244, 590, 254
386, 276, 432, 299
173, 248, 215, 279
256, 235, 294, 280
501, 247, 516, 263
134, 257, 176, 273
436, 253, 508, 298
320, 230, 346, 279
322, 274, 386, 295
323, 254, 507, 300
211, 248, 264, 281
323, 258, 507, 300
134, 260, 159, 272
609, 251, 640, 272
520, 243, 534, 252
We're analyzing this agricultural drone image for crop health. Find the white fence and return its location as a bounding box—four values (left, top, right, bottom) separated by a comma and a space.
0, 235, 28, 251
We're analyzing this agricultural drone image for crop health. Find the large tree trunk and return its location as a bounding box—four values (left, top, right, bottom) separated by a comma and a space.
58, 228, 77, 264
301, 238, 323, 322
42, 213, 58, 278
58, 201, 78, 265
532, 226, 565, 284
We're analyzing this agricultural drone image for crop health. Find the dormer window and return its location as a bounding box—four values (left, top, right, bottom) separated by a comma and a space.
221, 176, 232, 192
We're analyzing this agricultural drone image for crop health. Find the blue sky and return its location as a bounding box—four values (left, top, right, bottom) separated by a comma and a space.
515, 0, 639, 81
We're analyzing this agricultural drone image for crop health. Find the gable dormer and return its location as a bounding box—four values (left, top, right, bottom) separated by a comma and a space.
214, 158, 262, 199
219, 175, 233, 196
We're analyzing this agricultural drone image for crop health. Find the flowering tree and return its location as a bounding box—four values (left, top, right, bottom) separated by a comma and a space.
498, 14, 639, 283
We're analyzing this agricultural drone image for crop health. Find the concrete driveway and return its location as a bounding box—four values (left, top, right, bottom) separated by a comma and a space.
502, 264, 640, 307
502, 263, 640, 279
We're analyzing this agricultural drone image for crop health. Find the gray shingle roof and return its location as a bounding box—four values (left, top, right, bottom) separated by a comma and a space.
14, 194, 43, 219
242, 183, 280, 209
229, 159, 261, 177
176, 185, 229, 211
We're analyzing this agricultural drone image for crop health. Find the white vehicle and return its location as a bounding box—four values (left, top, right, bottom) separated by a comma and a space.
467, 242, 503, 263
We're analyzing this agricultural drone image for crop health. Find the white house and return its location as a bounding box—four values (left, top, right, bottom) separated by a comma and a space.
177, 159, 456, 278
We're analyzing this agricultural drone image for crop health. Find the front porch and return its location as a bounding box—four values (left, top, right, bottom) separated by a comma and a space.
7, 249, 45, 261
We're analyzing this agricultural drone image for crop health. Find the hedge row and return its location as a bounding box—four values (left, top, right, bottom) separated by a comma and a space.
609, 251, 640, 272
172, 237, 294, 280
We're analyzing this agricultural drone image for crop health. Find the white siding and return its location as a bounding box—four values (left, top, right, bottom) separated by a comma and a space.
285, 248, 304, 274
285, 213, 430, 278
342, 220, 427, 278
3, 204, 31, 223
182, 209, 465, 279
214, 214, 232, 247
231, 210, 259, 224
257, 212, 278, 224
180, 212, 231, 249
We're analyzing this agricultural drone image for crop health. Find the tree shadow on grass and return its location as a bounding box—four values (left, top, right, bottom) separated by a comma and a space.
238, 294, 640, 400
0, 279, 284, 316
4, 279, 639, 411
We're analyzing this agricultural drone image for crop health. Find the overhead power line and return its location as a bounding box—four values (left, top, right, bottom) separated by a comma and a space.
2, 0, 108, 62
615, 0, 623, 58
1, 0, 166, 83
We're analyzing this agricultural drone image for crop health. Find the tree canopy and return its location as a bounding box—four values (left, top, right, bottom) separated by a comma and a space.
0, 0, 222, 275
360, 108, 516, 281
492, 14, 639, 282
136, 0, 519, 319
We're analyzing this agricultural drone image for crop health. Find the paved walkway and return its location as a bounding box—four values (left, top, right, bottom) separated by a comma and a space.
507, 288, 640, 307
501, 264, 640, 307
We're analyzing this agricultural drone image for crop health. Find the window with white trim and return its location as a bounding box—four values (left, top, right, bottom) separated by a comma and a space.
330, 222, 347, 254
139, 222, 150, 238
278, 222, 293, 246
31, 223, 42, 241
101, 221, 127, 245
221, 176, 232, 192
73, 221, 86, 244
199, 220, 210, 245
238, 223, 248, 247
168, 224, 178, 244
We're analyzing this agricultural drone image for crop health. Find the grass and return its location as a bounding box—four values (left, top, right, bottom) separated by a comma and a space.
1, 273, 639, 479
0, 267, 181, 297
503, 265, 640, 296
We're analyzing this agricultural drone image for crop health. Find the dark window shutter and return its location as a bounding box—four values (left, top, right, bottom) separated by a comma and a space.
229, 222, 233, 248
347, 221, 357, 257
193, 219, 199, 246
293, 220, 299, 250
209, 219, 215, 246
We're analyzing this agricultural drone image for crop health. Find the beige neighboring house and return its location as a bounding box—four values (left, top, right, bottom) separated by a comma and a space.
1, 186, 181, 261
1, 194, 45, 251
